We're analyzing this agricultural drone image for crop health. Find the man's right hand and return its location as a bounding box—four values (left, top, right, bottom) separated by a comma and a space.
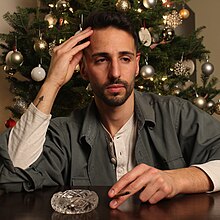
33, 27, 93, 114
46, 27, 93, 89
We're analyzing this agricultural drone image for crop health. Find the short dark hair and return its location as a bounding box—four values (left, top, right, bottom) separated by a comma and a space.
83, 10, 139, 51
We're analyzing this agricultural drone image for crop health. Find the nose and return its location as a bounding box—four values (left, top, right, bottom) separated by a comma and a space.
108, 58, 121, 79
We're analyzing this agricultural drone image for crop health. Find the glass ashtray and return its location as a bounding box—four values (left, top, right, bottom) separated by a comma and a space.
51, 189, 99, 215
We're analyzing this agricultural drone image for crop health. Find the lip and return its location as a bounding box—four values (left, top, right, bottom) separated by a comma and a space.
106, 84, 124, 93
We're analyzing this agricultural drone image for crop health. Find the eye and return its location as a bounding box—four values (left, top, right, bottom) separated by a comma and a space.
95, 57, 107, 64
121, 56, 131, 63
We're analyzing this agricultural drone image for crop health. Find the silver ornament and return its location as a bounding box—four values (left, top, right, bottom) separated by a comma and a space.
143, 0, 157, 8
193, 96, 207, 109
140, 64, 155, 79
206, 100, 215, 109
6, 50, 23, 68
162, 26, 175, 42
5, 51, 14, 66
3, 65, 16, 75
56, 0, 70, 12
201, 61, 214, 76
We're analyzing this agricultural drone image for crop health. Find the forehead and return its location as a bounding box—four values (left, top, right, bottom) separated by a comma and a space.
86, 27, 136, 54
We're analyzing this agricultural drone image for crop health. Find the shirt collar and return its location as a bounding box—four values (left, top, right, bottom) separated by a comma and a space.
134, 90, 156, 129
80, 90, 156, 144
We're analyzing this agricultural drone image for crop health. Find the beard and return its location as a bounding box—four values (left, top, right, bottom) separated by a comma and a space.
91, 78, 135, 107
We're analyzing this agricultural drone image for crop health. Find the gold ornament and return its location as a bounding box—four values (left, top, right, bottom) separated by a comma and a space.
34, 39, 48, 53
179, 8, 190, 20
115, 0, 131, 12
214, 102, 220, 115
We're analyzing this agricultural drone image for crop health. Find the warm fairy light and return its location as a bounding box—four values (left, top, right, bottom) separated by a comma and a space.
64, 20, 69, 25
48, 3, 54, 8
138, 86, 144, 90
162, 76, 167, 81
137, 8, 143, 13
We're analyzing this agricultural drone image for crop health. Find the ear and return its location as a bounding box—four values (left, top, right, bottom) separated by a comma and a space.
79, 59, 89, 81
135, 52, 141, 77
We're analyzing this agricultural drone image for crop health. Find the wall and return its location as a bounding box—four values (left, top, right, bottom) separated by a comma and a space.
0, 0, 220, 132
188, 0, 220, 121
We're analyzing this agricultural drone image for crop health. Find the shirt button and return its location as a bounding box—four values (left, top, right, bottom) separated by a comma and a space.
118, 167, 124, 173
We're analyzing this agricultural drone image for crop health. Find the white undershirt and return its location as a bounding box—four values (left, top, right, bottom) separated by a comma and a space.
102, 114, 137, 180
7, 103, 220, 191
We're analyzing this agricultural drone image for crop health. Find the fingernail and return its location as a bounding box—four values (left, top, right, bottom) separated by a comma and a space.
110, 189, 115, 196
110, 199, 118, 207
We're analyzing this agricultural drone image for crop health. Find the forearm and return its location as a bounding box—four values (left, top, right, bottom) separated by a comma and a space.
8, 103, 51, 169
165, 166, 213, 195
33, 81, 60, 115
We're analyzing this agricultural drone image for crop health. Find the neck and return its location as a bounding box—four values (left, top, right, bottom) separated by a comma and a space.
95, 92, 135, 137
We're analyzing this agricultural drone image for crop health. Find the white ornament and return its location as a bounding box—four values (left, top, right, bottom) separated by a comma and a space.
138, 27, 152, 47
182, 59, 195, 75
31, 65, 46, 82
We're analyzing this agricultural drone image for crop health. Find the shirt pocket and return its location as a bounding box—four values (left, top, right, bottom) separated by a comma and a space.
72, 176, 91, 186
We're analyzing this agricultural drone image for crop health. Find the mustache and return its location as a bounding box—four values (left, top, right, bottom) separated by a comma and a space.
103, 78, 128, 87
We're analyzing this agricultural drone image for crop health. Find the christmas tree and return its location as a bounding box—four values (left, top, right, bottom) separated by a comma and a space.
1, 0, 220, 127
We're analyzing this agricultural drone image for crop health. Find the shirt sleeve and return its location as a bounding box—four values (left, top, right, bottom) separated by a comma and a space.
192, 160, 220, 192
8, 103, 51, 169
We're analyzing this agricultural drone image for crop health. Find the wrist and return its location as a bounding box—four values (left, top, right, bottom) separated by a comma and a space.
33, 81, 60, 115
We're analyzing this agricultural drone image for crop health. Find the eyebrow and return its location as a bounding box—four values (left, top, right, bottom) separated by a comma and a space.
91, 51, 135, 58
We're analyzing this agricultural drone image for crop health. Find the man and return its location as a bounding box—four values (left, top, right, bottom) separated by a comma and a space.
0, 10, 220, 209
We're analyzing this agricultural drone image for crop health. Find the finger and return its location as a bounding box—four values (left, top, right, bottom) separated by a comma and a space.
55, 27, 92, 49
109, 192, 131, 209
54, 28, 93, 53
148, 190, 167, 204
108, 164, 152, 197
68, 40, 91, 60
65, 41, 90, 70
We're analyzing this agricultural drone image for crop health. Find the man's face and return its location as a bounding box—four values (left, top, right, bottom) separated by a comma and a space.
82, 27, 140, 107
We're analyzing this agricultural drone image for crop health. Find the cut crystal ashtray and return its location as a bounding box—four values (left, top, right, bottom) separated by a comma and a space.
51, 189, 99, 214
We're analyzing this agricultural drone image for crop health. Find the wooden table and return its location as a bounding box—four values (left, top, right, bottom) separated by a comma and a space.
0, 186, 220, 219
